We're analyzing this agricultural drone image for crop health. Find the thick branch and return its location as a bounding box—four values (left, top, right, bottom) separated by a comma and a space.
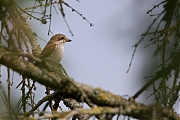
0, 46, 179, 119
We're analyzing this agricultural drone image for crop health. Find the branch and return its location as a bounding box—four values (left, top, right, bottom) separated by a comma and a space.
26, 91, 60, 116
34, 105, 179, 120
0, 46, 179, 119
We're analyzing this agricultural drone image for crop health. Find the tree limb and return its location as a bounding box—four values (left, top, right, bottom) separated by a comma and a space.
0, 46, 179, 119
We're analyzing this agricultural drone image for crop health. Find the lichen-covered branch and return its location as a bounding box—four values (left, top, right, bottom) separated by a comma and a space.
34, 105, 180, 120
0, 45, 179, 120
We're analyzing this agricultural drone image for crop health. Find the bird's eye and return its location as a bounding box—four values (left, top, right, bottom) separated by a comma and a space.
59, 36, 65, 40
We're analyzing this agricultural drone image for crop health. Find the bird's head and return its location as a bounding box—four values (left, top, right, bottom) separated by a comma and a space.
48, 34, 72, 45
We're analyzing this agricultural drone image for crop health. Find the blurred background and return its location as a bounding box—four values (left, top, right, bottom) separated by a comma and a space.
1, 0, 179, 119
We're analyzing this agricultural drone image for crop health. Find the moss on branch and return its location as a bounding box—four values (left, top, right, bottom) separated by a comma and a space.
0, 46, 179, 119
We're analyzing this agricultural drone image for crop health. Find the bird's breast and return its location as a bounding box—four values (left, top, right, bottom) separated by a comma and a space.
45, 45, 64, 64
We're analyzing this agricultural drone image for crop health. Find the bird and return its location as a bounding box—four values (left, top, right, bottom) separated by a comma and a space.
39, 33, 72, 64
16, 33, 71, 88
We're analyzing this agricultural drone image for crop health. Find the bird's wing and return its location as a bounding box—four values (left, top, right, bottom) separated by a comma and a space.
39, 44, 56, 59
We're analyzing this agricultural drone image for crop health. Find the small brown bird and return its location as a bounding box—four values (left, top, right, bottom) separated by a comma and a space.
39, 33, 72, 64
16, 33, 71, 88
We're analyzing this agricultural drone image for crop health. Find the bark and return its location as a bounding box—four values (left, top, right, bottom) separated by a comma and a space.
0, 46, 179, 120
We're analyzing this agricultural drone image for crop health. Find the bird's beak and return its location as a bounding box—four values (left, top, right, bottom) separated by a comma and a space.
65, 39, 72, 42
